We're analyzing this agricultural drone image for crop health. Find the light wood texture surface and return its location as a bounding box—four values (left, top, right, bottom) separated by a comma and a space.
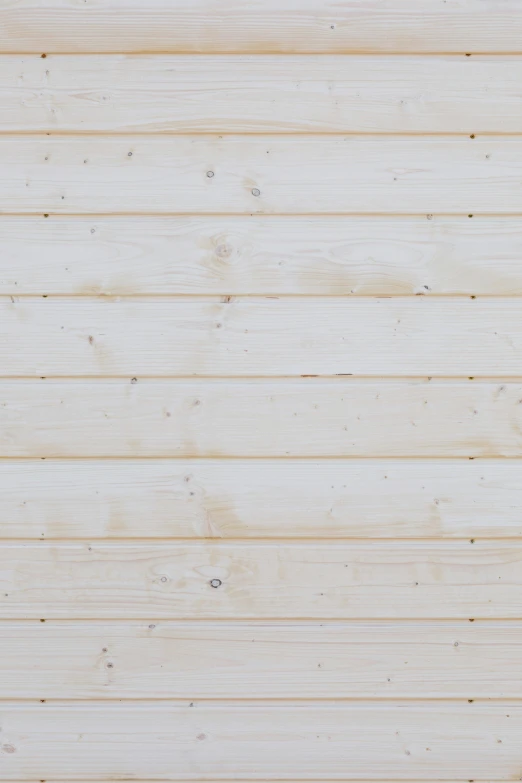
0, 540, 519, 619
2, 136, 522, 214
1, 380, 520, 458
5, 216, 522, 296
0, 620, 519, 699
2, 458, 522, 539
1, 1, 522, 54
4, 297, 522, 377
0, 701, 520, 779
4, 2, 522, 777
5, 54, 522, 134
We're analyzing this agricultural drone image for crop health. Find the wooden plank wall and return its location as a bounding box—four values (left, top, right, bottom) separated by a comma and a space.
1, 1, 522, 781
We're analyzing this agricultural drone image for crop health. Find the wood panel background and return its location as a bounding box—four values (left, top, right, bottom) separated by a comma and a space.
1, 2, 522, 782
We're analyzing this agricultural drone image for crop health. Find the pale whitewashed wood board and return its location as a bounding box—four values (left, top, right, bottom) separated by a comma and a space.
4, 216, 522, 296
2, 458, 522, 539
5, 55, 522, 134
3, 0, 522, 777
5, 298, 522, 377
0, 620, 519, 699
1, 380, 521, 458
0, 702, 519, 779
1, 1, 522, 53
2, 136, 522, 214
0, 540, 519, 619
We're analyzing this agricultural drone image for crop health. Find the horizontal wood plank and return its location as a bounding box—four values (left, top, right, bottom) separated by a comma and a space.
0, 620, 520, 698
2, 1, 522, 54
5, 215, 522, 296
6, 54, 522, 134
3, 458, 522, 539
4, 298, 522, 377
1, 380, 521, 458
0, 540, 520, 619
1, 136, 521, 214
0, 701, 520, 778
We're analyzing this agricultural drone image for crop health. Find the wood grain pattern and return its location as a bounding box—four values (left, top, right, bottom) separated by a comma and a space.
3, 458, 522, 539
0, 620, 519, 698
4, 298, 522, 377
1, 135, 521, 214
0, 540, 520, 619
2, 1, 522, 54
1, 380, 521, 458
5, 54, 522, 134
0, 701, 520, 779
5, 215, 522, 296
4, 1, 522, 777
